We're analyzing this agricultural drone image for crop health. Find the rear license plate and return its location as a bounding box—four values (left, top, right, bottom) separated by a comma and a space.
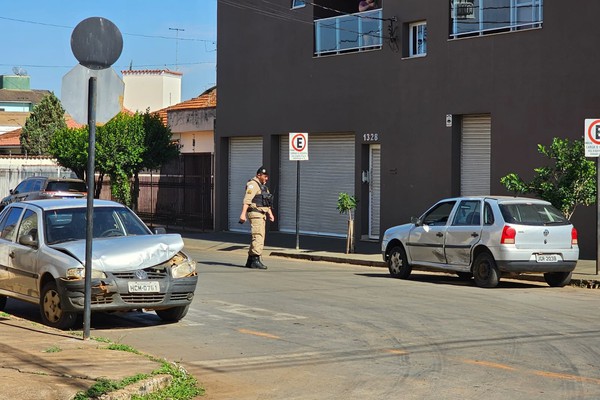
128, 281, 160, 293
536, 254, 559, 263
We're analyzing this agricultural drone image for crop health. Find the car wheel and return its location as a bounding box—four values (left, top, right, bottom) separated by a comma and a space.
387, 246, 412, 279
156, 305, 190, 322
456, 272, 473, 281
40, 281, 77, 330
0, 295, 6, 311
544, 271, 572, 287
472, 252, 500, 288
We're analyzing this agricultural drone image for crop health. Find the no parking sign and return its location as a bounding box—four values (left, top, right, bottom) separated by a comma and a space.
584, 119, 600, 157
289, 132, 308, 160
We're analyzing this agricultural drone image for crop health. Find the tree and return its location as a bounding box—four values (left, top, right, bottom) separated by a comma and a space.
500, 137, 596, 219
337, 192, 358, 254
48, 127, 88, 180
96, 112, 145, 206
130, 110, 180, 211
20, 93, 67, 156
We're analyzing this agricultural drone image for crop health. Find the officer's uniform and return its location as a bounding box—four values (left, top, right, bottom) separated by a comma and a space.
242, 168, 273, 268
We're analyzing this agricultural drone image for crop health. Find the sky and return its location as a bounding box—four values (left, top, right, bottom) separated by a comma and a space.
0, 0, 217, 101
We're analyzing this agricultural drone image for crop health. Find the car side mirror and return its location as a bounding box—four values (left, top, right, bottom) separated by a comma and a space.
410, 216, 421, 226
153, 227, 167, 235
19, 234, 38, 248
9, 189, 14, 195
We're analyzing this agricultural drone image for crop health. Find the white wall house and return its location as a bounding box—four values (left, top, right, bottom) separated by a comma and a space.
122, 69, 182, 113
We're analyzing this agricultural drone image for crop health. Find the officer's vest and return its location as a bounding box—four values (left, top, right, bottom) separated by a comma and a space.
249, 179, 272, 207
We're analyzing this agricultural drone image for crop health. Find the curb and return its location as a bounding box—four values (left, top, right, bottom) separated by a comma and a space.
269, 251, 600, 289
98, 374, 172, 400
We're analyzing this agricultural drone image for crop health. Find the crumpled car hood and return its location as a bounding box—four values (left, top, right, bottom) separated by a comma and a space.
50, 234, 184, 272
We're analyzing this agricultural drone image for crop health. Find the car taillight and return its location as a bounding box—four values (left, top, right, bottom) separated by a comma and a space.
501, 225, 516, 244
572, 228, 578, 245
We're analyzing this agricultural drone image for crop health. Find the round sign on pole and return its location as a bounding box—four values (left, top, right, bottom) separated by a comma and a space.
71, 17, 123, 70
584, 119, 600, 157
289, 132, 309, 161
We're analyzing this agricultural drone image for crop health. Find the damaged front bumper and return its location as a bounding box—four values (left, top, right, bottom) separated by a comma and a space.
56, 273, 198, 313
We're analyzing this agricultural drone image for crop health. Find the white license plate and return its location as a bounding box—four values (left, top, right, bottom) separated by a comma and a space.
536, 254, 559, 263
128, 281, 160, 293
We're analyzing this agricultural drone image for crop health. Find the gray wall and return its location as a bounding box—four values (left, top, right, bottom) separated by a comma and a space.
217, 0, 600, 258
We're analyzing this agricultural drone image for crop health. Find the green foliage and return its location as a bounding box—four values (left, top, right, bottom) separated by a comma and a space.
20, 93, 67, 155
500, 138, 596, 219
48, 127, 88, 180
336, 192, 358, 220
141, 110, 180, 170
43, 345, 62, 353
96, 112, 146, 206
140, 362, 204, 400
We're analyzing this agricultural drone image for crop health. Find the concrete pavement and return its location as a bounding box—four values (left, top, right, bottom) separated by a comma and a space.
1, 230, 598, 400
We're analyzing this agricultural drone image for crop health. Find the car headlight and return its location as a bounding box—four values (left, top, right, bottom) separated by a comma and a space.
170, 257, 197, 279
66, 268, 107, 279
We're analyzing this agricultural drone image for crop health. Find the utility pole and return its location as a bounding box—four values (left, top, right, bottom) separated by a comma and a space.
169, 27, 185, 71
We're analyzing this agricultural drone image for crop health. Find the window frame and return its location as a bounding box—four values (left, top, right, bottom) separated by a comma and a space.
291, 0, 306, 9
408, 21, 427, 57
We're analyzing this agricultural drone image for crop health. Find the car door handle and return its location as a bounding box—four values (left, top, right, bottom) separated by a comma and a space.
471, 232, 479, 238
436, 232, 443, 237
9, 251, 14, 258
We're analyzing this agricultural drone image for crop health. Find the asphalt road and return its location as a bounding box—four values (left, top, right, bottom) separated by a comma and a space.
6, 246, 600, 399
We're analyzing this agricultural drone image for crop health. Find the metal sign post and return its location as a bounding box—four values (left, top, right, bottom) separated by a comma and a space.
289, 133, 309, 250
584, 119, 600, 275
66, 17, 123, 340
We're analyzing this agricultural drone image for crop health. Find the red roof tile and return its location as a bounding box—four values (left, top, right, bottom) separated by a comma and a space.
0, 128, 22, 146
154, 86, 217, 126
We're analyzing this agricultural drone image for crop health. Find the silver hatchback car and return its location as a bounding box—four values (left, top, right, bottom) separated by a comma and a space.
381, 196, 578, 288
0, 199, 198, 329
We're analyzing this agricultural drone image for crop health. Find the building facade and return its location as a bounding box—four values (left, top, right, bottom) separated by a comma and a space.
216, 0, 600, 258
122, 69, 182, 113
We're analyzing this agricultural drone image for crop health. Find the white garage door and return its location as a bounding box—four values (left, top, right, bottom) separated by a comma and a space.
461, 115, 491, 196
369, 144, 381, 239
228, 137, 263, 232
279, 134, 355, 236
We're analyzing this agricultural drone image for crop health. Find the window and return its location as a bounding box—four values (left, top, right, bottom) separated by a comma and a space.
422, 201, 455, 226
452, 200, 480, 226
450, 0, 543, 39
409, 21, 427, 57
291, 0, 305, 9
17, 209, 38, 244
0, 207, 23, 242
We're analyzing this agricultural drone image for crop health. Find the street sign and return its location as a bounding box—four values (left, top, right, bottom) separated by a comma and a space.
61, 65, 124, 124
584, 119, 600, 157
289, 132, 309, 161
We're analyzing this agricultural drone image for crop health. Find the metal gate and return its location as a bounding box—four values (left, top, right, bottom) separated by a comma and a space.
136, 153, 213, 230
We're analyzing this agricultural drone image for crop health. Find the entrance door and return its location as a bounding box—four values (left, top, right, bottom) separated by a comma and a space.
369, 145, 381, 239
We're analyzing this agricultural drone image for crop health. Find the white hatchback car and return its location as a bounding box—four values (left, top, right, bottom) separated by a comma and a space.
381, 196, 578, 288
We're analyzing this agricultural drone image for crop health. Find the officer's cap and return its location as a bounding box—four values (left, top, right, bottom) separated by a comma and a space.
257, 166, 269, 176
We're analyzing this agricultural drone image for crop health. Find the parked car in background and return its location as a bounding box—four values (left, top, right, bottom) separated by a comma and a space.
0, 199, 198, 329
0, 177, 87, 211
382, 196, 579, 288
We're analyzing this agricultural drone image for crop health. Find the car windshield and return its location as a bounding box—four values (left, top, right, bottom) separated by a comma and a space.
46, 181, 87, 192
499, 203, 569, 226
44, 206, 150, 244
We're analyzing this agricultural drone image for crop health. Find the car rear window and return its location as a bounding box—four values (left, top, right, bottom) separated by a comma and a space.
46, 181, 87, 193
499, 203, 569, 226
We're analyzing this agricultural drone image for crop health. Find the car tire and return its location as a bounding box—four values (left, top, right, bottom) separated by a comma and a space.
388, 246, 412, 279
472, 252, 500, 288
40, 281, 77, 330
0, 295, 6, 311
156, 305, 190, 322
544, 271, 572, 287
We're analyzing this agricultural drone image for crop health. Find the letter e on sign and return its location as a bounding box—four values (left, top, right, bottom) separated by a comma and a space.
289, 132, 309, 161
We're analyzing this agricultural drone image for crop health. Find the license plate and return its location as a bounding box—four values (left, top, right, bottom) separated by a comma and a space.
128, 281, 160, 293
536, 254, 559, 263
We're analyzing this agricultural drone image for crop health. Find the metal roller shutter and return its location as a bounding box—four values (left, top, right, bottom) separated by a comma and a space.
228, 137, 263, 231
369, 145, 381, 239
461, 115, 491, 196
279, 134, 355, 236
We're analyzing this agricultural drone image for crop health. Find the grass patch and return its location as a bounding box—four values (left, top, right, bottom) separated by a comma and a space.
73, 342, 203, 400
43, 345, 62, 353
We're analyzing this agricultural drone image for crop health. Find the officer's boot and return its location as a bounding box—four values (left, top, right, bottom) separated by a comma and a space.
256, 256, 268, 269
245, 255, 253, 268
250, 255, 267, 269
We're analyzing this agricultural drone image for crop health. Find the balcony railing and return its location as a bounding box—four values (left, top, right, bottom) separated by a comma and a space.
315, 9, 382, 56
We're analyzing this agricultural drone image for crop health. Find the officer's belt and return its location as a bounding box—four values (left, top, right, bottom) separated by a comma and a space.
249, 208, 267, 214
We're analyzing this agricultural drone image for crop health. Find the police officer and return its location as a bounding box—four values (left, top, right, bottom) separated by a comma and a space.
239, 166, 275, 269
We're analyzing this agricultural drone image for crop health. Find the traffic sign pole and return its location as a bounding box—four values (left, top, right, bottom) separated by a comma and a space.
296, 161, 300, 250
584, 119, 600, 276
